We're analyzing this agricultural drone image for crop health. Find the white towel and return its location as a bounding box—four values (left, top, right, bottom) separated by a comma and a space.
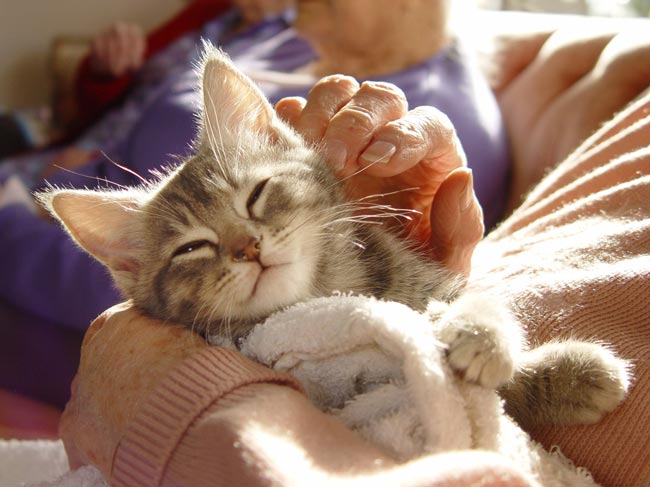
0, 439, 106, 487
241, 294, 600, 487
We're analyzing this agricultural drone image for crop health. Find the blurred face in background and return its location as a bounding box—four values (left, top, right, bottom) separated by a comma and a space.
293, 0, 404, 55
293, 0, 449, 77
232, 0, 295, 25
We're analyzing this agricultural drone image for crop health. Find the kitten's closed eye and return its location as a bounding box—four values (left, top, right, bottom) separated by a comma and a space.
247, 178, 270, 219
172, 240, 218, 258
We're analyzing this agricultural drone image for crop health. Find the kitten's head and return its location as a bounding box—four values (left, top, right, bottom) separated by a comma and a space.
39, 45, 347, 337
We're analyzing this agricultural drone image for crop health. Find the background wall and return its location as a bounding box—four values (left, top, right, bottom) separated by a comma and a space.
0, 0, 186, 110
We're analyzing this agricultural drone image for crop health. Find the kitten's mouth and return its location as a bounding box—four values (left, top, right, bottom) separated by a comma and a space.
250, 262, 291, 299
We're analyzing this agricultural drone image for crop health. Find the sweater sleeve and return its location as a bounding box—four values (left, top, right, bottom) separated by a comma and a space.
74, 0, 232, 124
110, 347, 303, 487
0, 204, 121, 330
108, 345, 539, 487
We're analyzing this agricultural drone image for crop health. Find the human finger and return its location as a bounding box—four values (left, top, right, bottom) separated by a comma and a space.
111, 22, 135, 75
89, 33, 110, 75
120, 23, 145, 71
428, 168, 484, 278
321, 81, 409, 176
275, 96, 306, 127
130, 24, 147, 70
359, 105, 467, 180
293, 74, 360, 144
104, 27, 128, 77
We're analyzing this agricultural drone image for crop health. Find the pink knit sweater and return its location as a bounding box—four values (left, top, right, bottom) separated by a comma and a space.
110, 349, 303, 486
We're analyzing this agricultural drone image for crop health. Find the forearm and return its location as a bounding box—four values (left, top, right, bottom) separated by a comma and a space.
155, 384, 393, 487
120, 380, 534, 487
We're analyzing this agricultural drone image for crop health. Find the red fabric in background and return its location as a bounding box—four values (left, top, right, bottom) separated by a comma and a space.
0, 390, 61, 439
75, 0, 231, 124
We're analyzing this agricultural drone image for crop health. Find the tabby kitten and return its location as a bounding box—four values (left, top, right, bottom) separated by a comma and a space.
39, 45, 629, 426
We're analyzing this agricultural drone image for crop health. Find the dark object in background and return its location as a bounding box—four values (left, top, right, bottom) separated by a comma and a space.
0, 299, 82, 409
0, 113, 31, 159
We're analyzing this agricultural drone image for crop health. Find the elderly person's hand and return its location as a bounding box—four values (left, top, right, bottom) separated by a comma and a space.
59, 303, 208, 476
484, 25, 650, 212
277, 76, 484, 277
89, 22, 146, 78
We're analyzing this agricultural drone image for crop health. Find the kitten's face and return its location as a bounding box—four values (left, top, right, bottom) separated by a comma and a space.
137, 140, 339, 333
39, 45, 347, 336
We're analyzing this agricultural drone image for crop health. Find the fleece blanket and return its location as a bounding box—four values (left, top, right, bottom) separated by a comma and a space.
4, 295, 599, 487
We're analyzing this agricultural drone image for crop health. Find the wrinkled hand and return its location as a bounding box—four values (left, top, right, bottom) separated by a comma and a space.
59, 303, 207, 477
276, 76, 484, 277
232, 0, 294, 25
89, 22, 146, 78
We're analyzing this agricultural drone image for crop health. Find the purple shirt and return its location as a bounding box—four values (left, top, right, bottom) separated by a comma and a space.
0, 10, 510, 406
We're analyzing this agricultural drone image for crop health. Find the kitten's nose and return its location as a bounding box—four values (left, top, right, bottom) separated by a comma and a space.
232, 236, 262, 263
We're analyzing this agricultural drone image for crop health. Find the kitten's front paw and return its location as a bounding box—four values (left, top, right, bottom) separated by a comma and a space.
538, 342, 631, 425
432, 294, 522, 389
503, 341, 632, 427
442, 324, 515, 389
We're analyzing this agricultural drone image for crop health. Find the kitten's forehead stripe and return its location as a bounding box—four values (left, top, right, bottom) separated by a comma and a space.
155, 193, 192, 227
157, 223, 182, 245
176, 169, 222, 210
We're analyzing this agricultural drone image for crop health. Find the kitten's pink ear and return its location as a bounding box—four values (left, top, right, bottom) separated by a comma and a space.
39, 189, 144, 284
200, 44, 277, 141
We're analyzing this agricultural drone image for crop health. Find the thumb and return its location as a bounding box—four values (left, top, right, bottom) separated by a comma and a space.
429, 168, 484, 278
275, 96, 306, 128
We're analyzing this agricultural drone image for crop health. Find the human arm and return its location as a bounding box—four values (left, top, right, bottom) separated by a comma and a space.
467, 75, 650, 487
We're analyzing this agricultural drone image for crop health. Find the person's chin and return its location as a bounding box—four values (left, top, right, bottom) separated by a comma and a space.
293, 1, 331, 32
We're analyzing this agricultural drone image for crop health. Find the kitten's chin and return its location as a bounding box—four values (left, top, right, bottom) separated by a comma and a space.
241, 261, 312, 318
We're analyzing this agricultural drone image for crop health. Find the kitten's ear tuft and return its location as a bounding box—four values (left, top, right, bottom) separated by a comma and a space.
38, 189, 145, 285
199, 42, 277, 142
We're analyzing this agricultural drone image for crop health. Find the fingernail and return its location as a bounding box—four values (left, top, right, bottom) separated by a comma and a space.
324, 139, 348, 171
360, 141, 396, 165
460, 168, 474, 212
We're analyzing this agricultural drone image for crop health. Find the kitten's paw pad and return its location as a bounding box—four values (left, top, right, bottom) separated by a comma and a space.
445, 326, 515, 389
565, 346, 632, 424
